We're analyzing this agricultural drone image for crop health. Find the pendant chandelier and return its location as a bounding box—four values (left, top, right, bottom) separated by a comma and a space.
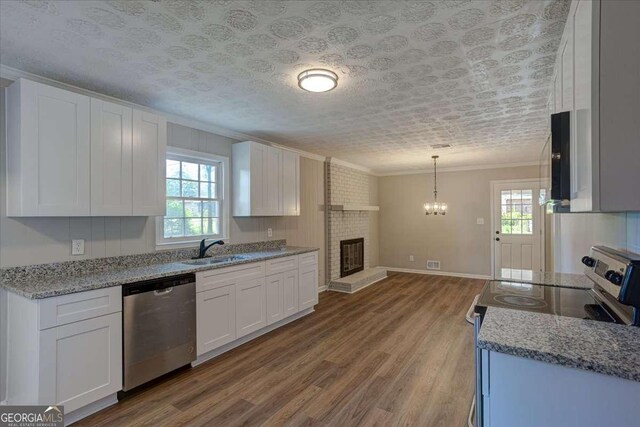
424, 155, 448, 215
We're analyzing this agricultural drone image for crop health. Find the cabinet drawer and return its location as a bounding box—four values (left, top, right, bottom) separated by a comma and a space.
265, 256, 298, 275
196, 261, 265, 293
298, 251, 318, 267
38, 287, 122, 330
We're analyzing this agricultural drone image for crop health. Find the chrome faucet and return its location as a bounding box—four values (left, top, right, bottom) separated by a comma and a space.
193, 239, 224, 259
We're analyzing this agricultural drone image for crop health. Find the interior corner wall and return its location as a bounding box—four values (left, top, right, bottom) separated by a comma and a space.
378, 166, 539, 277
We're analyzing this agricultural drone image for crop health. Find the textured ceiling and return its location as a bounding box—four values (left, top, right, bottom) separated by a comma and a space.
0, 0, 569, 173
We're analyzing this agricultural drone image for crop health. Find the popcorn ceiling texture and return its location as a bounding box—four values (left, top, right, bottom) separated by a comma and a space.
0, 0, 570, 173
327, 162, 374, 280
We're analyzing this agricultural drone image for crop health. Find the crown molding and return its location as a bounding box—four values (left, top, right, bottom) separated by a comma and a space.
0, 64, 327, 162
375, 161, 542, 176
326, 157, 375, 174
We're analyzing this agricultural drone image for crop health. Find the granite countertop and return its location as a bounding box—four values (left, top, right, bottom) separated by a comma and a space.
478, 307, 640, 383
499, 271, 593, 289
0, 246, 318, 299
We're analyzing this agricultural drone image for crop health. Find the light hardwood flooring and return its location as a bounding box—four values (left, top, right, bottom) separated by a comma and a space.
76, 273, 484, 426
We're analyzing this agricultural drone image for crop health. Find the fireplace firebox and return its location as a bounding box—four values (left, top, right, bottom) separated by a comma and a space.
340, 238, 364, 278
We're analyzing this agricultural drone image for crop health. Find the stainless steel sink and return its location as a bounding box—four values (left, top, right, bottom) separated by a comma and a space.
180, 255, 246, 266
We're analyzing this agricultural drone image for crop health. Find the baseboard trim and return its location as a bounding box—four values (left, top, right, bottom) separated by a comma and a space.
64, 393, 118, 426
318, 285, 328, 293
327, 275, 388, 294
381, 267, 491, 280
193, 307, 315, 367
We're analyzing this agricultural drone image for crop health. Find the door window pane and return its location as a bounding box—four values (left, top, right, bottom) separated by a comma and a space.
500, 188, 535, 235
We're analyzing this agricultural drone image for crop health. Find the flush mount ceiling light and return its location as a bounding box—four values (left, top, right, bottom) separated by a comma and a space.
297, 68, 338, 93
424, 155, 448, 216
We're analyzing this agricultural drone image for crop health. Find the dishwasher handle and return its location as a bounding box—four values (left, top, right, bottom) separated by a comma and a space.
123, 273, 195, 296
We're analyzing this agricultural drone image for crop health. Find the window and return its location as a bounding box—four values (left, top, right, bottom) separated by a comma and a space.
156, 148, 229, 247
500, 189, 533, 235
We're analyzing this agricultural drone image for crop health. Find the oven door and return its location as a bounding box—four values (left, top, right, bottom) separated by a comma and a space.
473, 312, 484, 427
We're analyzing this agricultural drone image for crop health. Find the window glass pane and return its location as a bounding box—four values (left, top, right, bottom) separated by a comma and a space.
167, 179, 180, 197
203, 201, 219, 217
182, 162, 199, 180
200, 164, 216, 182
501, 219, 512, 234
199, 182, 217, 199
511, 190, 522, 202
202, 218, 220, 235
182, 180, 199, 197
164, 218, 184, 238
521, 189, 533, 202
184, 201, 202, 217
511, 220, 522, 234
501, 190, 511, 205
167, 160, 180, 179
501, 205, 512, 220
166, 200, 183, 218
523, 220, 533, 234
185, 218, 202, 236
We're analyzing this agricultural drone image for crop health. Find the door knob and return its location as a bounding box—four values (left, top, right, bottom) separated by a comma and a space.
495, 231, 500, 234
495, 237, 500, 241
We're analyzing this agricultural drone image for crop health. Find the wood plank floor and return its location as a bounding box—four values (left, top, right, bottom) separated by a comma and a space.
76, 273, 484, 426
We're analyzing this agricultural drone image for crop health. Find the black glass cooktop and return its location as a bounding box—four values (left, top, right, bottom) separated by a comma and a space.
475, 281, 617, 322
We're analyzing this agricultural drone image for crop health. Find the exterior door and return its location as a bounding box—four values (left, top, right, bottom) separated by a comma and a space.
493, 181, 542, 281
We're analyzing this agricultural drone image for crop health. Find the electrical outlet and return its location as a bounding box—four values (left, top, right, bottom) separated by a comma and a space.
477, 217, 485, 225
71, 239, 85, 255
409, 255, 414, 262
267, 228, 273, 238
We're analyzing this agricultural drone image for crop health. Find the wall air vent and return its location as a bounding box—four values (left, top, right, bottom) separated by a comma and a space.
426, 260, 441, 270
430, 144, 451, 149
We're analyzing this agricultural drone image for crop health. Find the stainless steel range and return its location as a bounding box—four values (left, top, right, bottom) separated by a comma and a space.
470, 246, 640, 426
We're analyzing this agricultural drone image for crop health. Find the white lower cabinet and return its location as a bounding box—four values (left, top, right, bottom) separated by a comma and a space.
196, 285, 236, 355
236, 277, 267, 337
195, 252, 318, 356
39, 313, 122, 413
299, 264, 319, 311
5, 288, 122, 415
266, 273, 284, 325
283, 269, 299, 317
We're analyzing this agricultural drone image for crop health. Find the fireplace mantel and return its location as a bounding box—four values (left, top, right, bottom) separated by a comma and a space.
330, 204, 379, 212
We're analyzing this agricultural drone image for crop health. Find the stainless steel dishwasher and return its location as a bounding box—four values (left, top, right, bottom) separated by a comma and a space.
122, 273, 196, 391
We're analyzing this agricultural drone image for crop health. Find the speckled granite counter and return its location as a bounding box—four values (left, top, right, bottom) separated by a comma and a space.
499, 271, 593, 289
478, 307, 640, 382
0, 240, 318, 299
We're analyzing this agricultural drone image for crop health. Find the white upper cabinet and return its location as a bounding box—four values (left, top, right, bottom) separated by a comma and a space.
91, 99, 133, 216
6, 78, 167, 217
558, 0, 640, 212
232, 141, 300, 217
7, 79, 91, 216
132, 110, 166, 216
282, 150, 300, 216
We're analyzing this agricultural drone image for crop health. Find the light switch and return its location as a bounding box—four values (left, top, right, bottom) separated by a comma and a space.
267, 228, 273, 237
71, 239, 85, 255
409, 255, 414, 262
476, 218, 485, 225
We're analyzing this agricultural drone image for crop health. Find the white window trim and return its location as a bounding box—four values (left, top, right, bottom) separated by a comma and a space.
155, 147, 230, 250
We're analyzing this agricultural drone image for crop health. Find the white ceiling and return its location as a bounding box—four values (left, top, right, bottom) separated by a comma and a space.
0, 0, 569, 173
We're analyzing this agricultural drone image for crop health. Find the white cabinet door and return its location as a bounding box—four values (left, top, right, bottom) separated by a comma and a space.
283, 269, 299, 317
299, 264, 318, 310
236, 277, 266, 337
281, 151, 300, 216
6, 79, 91, 216
265, 273, 284, 325
91, 99, 133, 216
38, 313, 122, 413
249, 142, 267, 215
196, 285, 236, 355
571, 0, 594, 212
132, 110, 166, 216
263, 146, 282, 215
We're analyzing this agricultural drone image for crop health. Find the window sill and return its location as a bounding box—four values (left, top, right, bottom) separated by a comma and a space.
155, 237, 229, 252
